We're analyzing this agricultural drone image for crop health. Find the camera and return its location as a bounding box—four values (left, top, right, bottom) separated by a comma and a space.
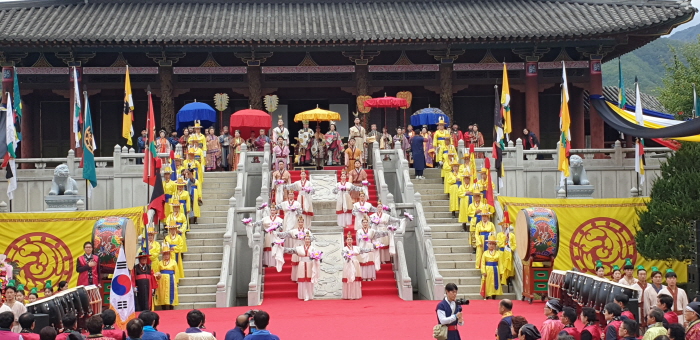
455, 298, 470, 305
244, 310, 260, 333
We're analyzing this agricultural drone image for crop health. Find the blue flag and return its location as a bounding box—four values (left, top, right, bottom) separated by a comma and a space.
82, 93, 97, 195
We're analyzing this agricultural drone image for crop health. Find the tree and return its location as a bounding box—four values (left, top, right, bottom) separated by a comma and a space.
659, 37, 700, 120
635, 142, 700, 262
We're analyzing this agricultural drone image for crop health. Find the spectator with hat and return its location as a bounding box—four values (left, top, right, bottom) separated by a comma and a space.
686, 301, 700, 339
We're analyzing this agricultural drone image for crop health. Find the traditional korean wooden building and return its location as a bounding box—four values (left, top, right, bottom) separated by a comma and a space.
0, 0, 693, 158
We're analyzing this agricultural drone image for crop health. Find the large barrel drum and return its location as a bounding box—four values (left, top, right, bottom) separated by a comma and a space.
515, 208, 560, 262
92, 217, 137, 273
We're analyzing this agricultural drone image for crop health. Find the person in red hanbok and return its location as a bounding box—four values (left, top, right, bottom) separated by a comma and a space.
580, 307, 602, 340
540, 298, 564, 340
686, 302, 700, 340
558, 307, 580, 340
76, 241, 100, 287
603, 303, 623, 340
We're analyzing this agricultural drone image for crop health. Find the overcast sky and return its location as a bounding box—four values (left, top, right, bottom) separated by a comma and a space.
0, 0, 698, 36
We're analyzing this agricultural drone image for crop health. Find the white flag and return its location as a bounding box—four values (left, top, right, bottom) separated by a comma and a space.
634, 80, 645, 186
73, 67, 81, 148
109, 246, 136, 329
6, 158, 16, 200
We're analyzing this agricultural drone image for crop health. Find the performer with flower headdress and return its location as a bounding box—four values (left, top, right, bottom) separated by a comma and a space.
474, 211, 496, 269
356, 217, 389, 281
369, 201, 400, 264
659, 268, 689, 325
277, 215, 312, 282
334, 170, 355, 228
262, 205, 285, 271
342, 232, 363, 300
271, 159, 291, 205
285, 169, 314, 228
155, 242, 178, 310
164, 221, 186, 282
284, 232, 322, 301
480, 234, 503, 300
352, 192, 376, 231
278, 191, 302, 235
496, 212, 516, 285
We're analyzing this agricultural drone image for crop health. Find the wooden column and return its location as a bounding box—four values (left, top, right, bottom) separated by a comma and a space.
69, 65, 82, 157
356, 64, 369, 96
525, 61, 540, 138
570, 86, 585, 149
159, 66, 175, 131
439, 63, 454, 120
248, 66, 262, 110
20, 98, 33, 167
589, 56, 604, 150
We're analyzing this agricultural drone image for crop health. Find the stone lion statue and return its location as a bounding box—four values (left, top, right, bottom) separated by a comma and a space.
567, 155, 590, 185
49, 164, 79, 195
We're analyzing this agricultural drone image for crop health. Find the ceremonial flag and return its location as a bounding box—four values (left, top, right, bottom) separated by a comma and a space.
72, 67, 81, 148
469, 144, 477, 184
143, 91, 157, 186
169, 150, 177, 181
122, 66, 134, 146
634, 78, 645, 186
501, 63, 512, 137
109, 246, 136, 330
13, 69, 21, 142
82, 92, 97, 198
5, 93, 16, 159
144, 158, 166, 225
484, 158, 494, 207
558, 62, 571, 180
493, 85, 504, 147
5, 158, 16, 200
493, 86, 505, 188
694, 83, 699, 118
618, 58, 626, 109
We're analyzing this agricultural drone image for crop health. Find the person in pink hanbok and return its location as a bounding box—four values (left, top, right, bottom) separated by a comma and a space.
278, 191, 302, 248
278, 215, 312, 282
369, 200, 401, 264
272, 137, 290, 169
262, 205, 284, 271
334, 171, 355, 228
540, 298, 564, 340
355, 217, 389, 281
271, 160, 291, 205
285, 169, 314, 228
352, 192, 376, 231
342, 232, 371, 300
284, 232, 321, 301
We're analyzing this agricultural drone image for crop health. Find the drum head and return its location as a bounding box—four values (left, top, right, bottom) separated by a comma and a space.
124, 219, 137, 269
515, 209, 530, 261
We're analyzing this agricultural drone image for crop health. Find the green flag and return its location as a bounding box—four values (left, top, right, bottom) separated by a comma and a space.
618, 58, 626, 109
82, 92, 97, 196
13, 69, 21, 141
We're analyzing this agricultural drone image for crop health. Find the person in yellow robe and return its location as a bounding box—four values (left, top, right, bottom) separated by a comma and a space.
481, 234, 503, 299
183, 169, 201, 222
442, 152, 457, 193
478, 168, 494, 196
432, 117, 451, 165
188, 121, 207, 152
170, 178, 191, 219
457, 173, 473, 230
165, 203, 188, 252
147, 228, 161, 273
447, 162, 462, 217
474, 211, 496, 269
497, 212, 517, 285
174, 154, 186, 176
467, 192, 495, 249
184, 149, 204, 184
163, 168, 176, 219
164, 221, 186, 282
155, 243, 178, 310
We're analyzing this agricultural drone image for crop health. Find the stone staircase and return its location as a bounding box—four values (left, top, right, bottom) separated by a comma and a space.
175, 171, 235, 310
411, 168, 515, 300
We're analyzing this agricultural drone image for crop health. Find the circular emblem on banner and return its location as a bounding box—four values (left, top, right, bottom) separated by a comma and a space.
111, 274, 132, 296
5, 233, 73, 288
570, 217, 636, 275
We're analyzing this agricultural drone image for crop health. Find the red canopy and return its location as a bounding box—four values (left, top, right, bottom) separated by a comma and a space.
230, 109, 272, 140
363, 96, 408, 109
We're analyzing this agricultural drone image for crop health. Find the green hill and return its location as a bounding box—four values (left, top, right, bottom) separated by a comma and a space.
669, 23, 700, 43
602, 38, 686, 96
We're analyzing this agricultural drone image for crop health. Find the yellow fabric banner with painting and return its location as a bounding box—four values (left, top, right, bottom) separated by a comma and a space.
0, 207, 144, 294
497, 196, 688, 282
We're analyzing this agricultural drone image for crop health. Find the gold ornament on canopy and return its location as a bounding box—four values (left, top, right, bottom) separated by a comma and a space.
214, 93, 229, 112
264, 95, 279, 113
356, 95, 372, 114
396, 91, 412, 109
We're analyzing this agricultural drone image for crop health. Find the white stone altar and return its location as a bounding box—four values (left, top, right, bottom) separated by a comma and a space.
312, 233, 344, 299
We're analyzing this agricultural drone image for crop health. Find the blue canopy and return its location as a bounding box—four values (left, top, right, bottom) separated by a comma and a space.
176, 102, 217, 131
410, 107, 450, 127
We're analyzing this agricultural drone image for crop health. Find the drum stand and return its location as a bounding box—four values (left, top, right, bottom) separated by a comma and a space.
522, 260, 552, 304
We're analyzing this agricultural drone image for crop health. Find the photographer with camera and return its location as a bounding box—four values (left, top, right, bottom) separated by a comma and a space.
224, 315, 250, 340
245, 311, 279, 340
434, 283, 467, 340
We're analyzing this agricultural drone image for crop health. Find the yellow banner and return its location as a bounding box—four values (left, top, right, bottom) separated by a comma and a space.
497, 196, 688, 282
0, 207, 144, 293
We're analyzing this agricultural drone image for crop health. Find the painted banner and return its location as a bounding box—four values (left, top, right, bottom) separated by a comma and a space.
497, 196, 688, 282
0, 207, 144, 294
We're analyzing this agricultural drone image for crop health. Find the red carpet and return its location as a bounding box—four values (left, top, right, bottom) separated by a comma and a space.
155, 298, 562, 340
262, 254, 298, 299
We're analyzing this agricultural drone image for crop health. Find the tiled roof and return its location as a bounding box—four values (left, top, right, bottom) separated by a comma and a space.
0, 0, 693, 45
602, 86, 667, 113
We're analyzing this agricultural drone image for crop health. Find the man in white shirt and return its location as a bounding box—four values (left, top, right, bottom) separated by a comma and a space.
436, 283, 464, 340
658, 269, 688, 325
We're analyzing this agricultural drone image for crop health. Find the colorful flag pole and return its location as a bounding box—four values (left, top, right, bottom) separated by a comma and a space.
501, 63, 511, 140
634, 78, 645, 188
72, 67, 81, 149
558, 62, 571, 190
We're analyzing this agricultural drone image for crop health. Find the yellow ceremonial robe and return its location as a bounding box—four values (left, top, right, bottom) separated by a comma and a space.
149, 241, 161, 273
166, 212, 189, 252
481, 249, 503, 297
184, 159, 204, 184
433, 130, 451, 163
155, 259, 179, 306
164, 234, 186, 282
170, 190, 191, 218
497, 231, 517, 283
187, 178, 202, 219
188, 133, 207, 151
447, 172, 461, 212
163, 180, 177, 218
474, 221, 496, 269
466, 202, 494, 232
457, 183, 472, 223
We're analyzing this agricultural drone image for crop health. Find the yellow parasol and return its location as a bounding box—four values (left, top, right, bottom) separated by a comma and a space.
294, 105, 342, 122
